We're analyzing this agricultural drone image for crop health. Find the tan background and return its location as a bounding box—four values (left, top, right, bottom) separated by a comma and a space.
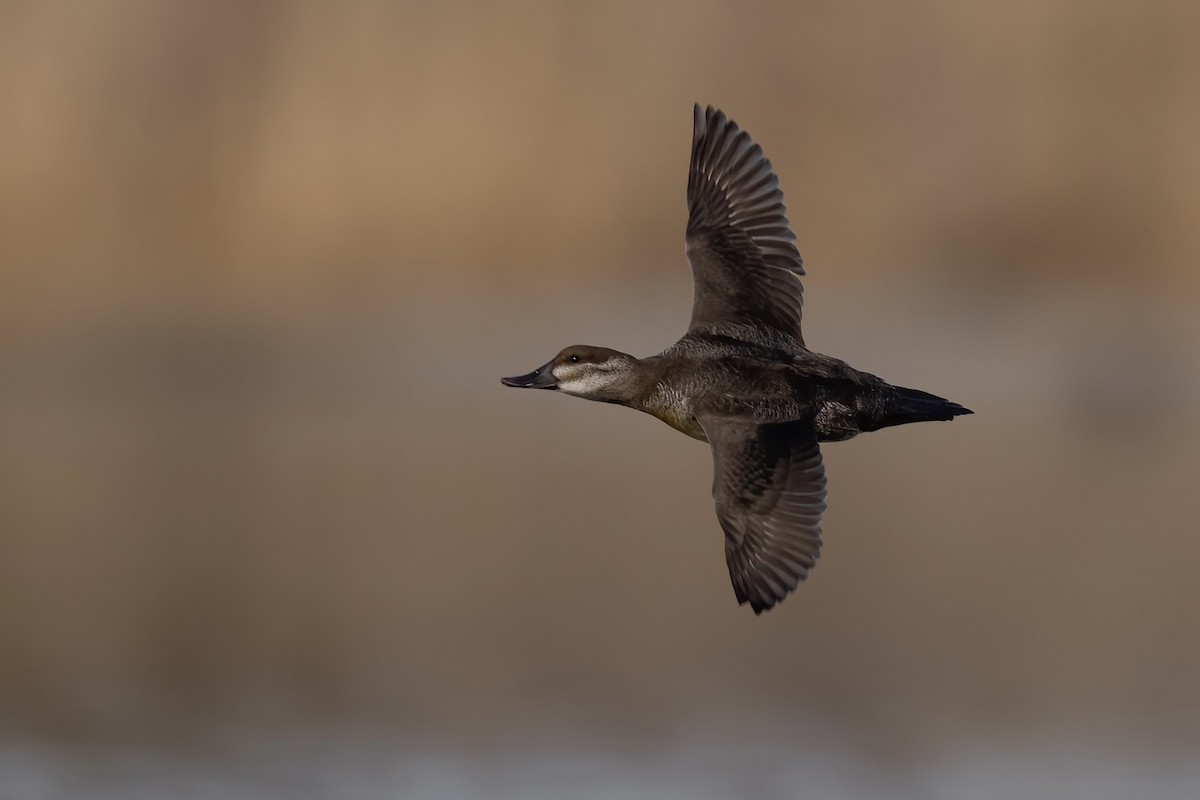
2, 1, 1199, 796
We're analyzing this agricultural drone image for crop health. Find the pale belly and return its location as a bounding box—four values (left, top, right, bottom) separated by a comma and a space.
654, 407, 708, 442
648, 395, 860, 444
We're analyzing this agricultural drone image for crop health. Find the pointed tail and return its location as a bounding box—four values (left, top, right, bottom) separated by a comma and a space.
873, 385, 973, 430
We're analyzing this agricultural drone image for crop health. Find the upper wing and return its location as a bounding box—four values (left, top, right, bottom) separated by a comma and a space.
685, 104, 806, 346
702, 416, 827, 614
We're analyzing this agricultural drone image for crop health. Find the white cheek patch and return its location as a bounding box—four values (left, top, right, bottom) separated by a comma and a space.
555, 370, 610, 397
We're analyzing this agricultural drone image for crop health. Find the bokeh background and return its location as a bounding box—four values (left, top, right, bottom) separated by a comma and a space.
3, 1, 1199, 797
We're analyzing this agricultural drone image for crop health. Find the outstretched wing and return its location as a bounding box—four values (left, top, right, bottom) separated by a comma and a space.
685, 104, 806, 346
701, 416, 827, 614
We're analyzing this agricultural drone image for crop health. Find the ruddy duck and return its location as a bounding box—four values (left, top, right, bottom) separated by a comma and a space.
503, 105, 971, 614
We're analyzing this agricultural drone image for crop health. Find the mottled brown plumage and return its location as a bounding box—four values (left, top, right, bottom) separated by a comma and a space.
502, 105, 971, 613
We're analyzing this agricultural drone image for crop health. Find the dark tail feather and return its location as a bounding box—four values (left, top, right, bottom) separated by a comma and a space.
873, 386, 973, 431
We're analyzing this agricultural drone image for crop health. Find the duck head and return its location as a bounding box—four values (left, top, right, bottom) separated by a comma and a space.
502, 345, 639, 402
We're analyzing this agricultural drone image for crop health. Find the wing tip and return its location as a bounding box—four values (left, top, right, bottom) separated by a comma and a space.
739, 588, 787, 615
731, 562, 808, 615
748, 598, 772, 615
692, 103, 731, 142
731, 580, 777, 615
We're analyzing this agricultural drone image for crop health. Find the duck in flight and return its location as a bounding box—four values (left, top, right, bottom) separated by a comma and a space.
502, 105, 972, 614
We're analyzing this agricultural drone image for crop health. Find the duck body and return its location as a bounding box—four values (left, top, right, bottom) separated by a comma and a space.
502, 105, 971, 614
589, 330, 965, 444
643, 332, 883, 443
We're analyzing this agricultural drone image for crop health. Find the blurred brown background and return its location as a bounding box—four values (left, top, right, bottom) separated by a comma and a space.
2, 1, 1199, 796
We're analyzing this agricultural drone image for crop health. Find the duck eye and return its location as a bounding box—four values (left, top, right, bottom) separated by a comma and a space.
569, 355, 580, 363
